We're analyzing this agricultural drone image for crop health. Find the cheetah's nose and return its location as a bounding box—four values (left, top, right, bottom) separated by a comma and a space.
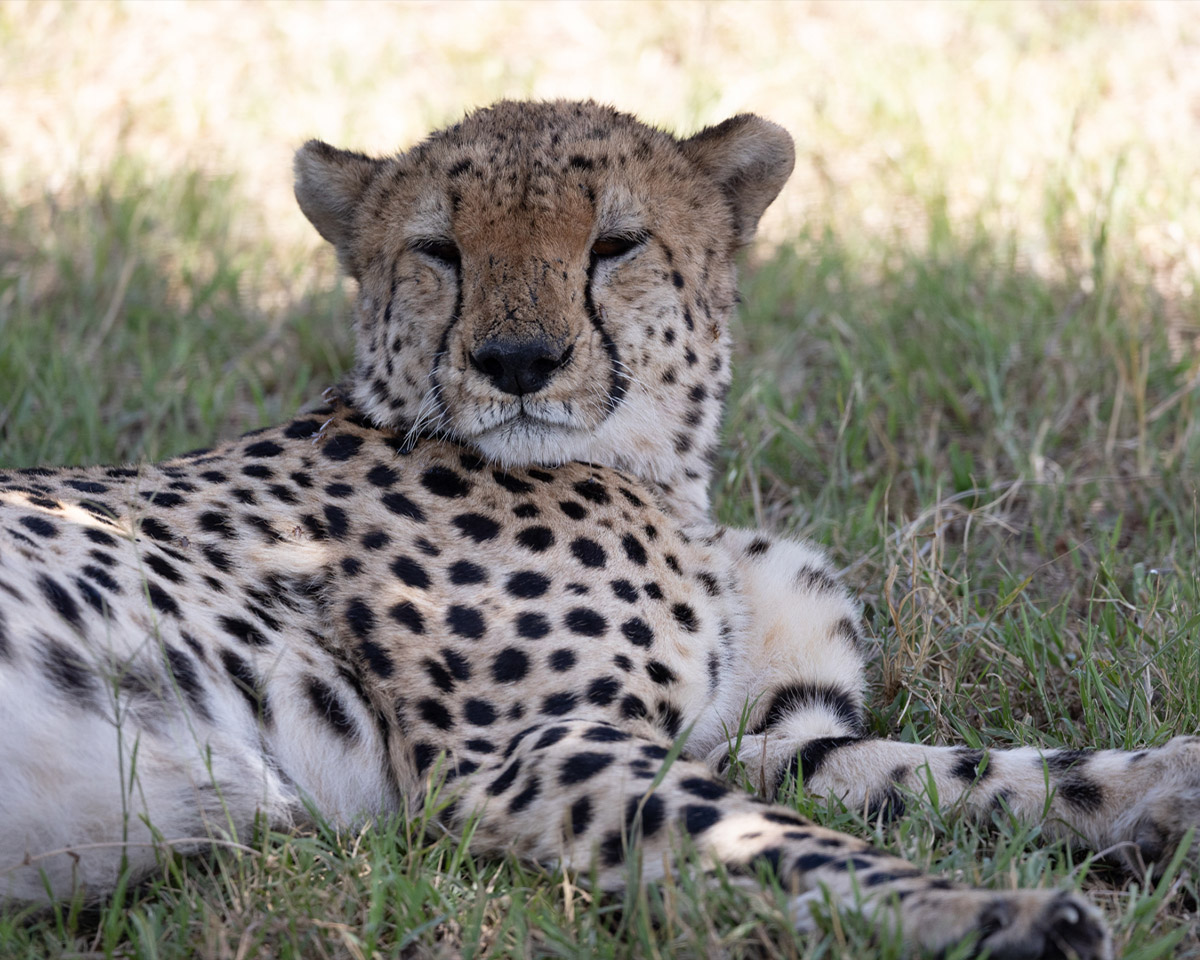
470, 337, 572, 396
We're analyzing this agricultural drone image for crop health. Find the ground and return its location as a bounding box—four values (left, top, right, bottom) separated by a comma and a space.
1, 2, 1199, 957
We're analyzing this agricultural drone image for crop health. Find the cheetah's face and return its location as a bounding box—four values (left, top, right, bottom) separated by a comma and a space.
295, 101, 793, 485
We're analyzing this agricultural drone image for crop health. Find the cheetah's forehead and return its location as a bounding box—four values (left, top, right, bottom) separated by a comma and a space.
417, 101, 676, 172
397, 101, 688, 253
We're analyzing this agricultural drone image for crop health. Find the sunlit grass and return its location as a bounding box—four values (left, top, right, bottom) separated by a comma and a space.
2, 1, 1200, 956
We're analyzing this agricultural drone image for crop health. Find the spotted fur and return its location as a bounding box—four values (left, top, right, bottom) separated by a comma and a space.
4, 100, 1194, 958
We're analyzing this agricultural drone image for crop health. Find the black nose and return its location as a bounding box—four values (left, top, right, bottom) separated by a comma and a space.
470, 337, 571, 396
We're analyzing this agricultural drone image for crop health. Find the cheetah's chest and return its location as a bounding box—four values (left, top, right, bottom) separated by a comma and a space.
321, 441, 735, 751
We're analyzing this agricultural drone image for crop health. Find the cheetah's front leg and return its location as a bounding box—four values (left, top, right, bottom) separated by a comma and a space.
708, 529, 1200, 877
439, 718, 1110, 958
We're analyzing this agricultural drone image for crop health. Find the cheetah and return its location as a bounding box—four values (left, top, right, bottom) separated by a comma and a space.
1, 100, 1195, 958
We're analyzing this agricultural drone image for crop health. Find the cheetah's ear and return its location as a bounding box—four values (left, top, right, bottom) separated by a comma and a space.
294, 140, 384, 273
680, 115, 795, 247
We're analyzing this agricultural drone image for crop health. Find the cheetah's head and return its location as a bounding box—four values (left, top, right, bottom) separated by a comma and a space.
294, 101, 793, 521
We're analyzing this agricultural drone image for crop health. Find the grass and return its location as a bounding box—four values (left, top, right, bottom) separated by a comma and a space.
3, 1, 1200, 957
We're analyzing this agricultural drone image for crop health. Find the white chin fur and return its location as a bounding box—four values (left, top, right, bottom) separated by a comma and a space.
470, 419, 584, 467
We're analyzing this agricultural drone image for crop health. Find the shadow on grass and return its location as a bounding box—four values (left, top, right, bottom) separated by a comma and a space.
0, 163, 353, 468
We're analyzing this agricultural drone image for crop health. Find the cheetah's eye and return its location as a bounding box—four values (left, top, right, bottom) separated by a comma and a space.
590, 232, 647, 261
410, 238, 462, 268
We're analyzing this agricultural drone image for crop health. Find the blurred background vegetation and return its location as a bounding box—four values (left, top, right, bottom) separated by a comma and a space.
2, 2, 1200, 957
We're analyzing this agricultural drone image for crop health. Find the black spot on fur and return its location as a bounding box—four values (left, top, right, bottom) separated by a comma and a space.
345, 598, 375, 638
145, 553, 183, 584
140, 490, 185, 508
447, 604, 486, 640
583, 725, 630, 743
542, 691, 579, 715
284, 419, 321, 439
646, 660, 677, 686
198, 511, 236, 538
417, 697, 454, 731
448, 560, 487, 584
1058, 777, 1105, 813
534, 726, 570, 750
627, 792, 666, 838
38, 575, 83, 630
794, 852, 834, 873
164, 645, 210, 720
84, 528, 119, 548
305, 677, 358, 739
796, 565, 840, 594
559, 500, 588, 520
244, 440, 283, 458
412, 742, 438, 773
221, 649, 270, 723
390, 601, 425, 635
219, 615, 269, 647
560, 751, 615, 785
517, 526, 555, 552
421, 466, 471, 498
488, 758, 522, 796
656, 701, 683, 737
366, 464, 398, 487
64, 479, 109, 494
751, 683, 863, 736
18, 516, 57, 538
81, 564, 121, 594
671, 603, 698, 632
570, 795, 592, 836
682, 778, 728, 800
681, 804, 721, 834
492, 647, 529, 683
570, 537, 606, 567
358, 638, 395, 678
586, 675, 621, 705
549, 649, 576, 672
464, 698, 498, 726
1046, 748, 1096, 773
493, 471, 534, 494
621, 534, 647, 565
565, 607, 606, 636
508, 775, 541, 813
391, 555, 431, 589
43, 640, 95, 704
797, 736, 864, 781
201, 544, 233, 572
321, 434, 363, 461
951, 748, 990, 784
573, 480, 610, 505
452, 512, 500, 542
441, 648, 470, 682
506, 570, 550, 598
382, 492, 426, 522
323, 504, 350, 539
516, 612, 551, 639
865, 771, 908, 822
423, 657, 456, 693
611, 579, 638, 603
